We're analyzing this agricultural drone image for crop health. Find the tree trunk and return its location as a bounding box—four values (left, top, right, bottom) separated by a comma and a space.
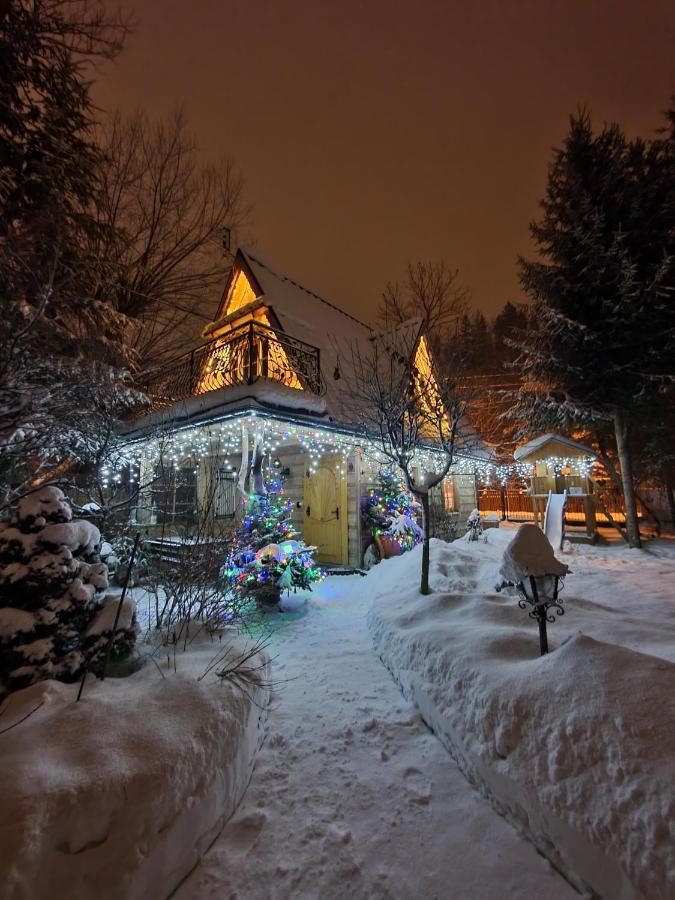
663, 464, 675, 533
613, 408, 641, 549
420, 490, 431, 595
635, 490, 661, 537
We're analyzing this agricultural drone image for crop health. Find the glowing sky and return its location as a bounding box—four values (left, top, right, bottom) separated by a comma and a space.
94, 0, 675, 322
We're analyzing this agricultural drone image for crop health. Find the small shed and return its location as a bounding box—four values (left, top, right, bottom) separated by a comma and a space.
514, 434, 597, 540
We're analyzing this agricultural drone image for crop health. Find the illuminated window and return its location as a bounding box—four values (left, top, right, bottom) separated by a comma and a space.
225, 269, 257, 315
442, 477, 455, 510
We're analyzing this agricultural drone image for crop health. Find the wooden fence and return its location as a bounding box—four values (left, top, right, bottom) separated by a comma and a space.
477, 488, 629, 525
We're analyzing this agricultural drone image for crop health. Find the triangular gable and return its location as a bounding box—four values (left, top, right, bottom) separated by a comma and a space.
372, 319, 448, 429
199, 251, 308, 394
412, 334, 438, 393
213, 250, 265, 322
412, 333, 445, 426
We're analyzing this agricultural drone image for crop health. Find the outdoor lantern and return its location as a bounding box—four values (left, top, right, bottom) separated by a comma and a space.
496, 524, 569, 656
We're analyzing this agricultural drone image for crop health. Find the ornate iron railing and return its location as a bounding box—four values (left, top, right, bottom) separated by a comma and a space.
139, 321, 323, 408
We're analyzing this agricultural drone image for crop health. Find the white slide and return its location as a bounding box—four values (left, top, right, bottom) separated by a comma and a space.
543, 490, 567, 550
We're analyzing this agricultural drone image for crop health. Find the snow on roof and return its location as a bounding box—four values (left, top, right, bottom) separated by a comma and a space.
242, 249, 371, 334
513, 433, 594, 461
121, 380, 328, 439
127, 250, 488, 459
239, 250, 375, 424
229, 260, 487, 458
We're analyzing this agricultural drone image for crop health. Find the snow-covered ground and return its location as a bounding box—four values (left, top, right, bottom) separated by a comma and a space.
0, 634, 270, 900
177, 573, 577, 900
4, 527, 673, 899
368, 529, 675, 900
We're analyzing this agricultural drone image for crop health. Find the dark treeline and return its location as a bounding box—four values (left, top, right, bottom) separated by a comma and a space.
455, 301, 529, 373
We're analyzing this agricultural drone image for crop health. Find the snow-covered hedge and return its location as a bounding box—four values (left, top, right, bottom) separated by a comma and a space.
0, 637, 270, 900
367, 538, 675, 900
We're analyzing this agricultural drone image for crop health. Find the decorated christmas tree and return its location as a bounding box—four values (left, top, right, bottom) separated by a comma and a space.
362, 469, 424, 555
222, 473, 322, 606
0, 486, 137, 696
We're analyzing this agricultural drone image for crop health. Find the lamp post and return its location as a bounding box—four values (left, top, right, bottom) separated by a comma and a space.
515, 573, 565, 655
496, 524, 569, 656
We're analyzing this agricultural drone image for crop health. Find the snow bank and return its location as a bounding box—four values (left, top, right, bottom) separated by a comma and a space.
85, 593, 136, 635
0, 636, 271, 900
367, 538, 675, 900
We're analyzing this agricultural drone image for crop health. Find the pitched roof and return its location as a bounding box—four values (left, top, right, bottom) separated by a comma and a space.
514, 433, 595, 461
209, 249, 374, 425
127, 249, 488, 459
212, 251, 488, 458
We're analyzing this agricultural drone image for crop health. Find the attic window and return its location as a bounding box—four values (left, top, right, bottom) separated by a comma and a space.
226, 269, 257, 315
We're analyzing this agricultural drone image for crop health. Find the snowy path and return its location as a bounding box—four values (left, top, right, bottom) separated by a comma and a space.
177, 576, 577, 900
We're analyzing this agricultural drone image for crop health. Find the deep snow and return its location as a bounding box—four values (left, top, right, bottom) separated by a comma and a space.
368, 531, 675, 900
4, 526, 672, 899
0, 635, 270, 900
177, 575, 576, 900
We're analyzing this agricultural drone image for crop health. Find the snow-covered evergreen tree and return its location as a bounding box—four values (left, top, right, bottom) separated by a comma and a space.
511, 108, 674, 548
0, 2, 142, 509
0, 486, 136, 696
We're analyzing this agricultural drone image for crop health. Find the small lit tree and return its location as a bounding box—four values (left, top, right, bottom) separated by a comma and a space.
223, 459, 321, 606
341, 322, 472, 594
361, 469, 423, 553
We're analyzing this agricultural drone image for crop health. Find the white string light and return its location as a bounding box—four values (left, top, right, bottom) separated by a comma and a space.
102, 412, 595, 491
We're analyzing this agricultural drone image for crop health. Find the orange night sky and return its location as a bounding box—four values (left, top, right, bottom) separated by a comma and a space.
94, 0, 675, 322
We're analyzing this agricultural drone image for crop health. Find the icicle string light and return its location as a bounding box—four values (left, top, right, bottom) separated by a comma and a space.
101, 413, 595, 488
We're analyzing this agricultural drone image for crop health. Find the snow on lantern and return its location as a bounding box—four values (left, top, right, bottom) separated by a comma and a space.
496, 524, 569, 656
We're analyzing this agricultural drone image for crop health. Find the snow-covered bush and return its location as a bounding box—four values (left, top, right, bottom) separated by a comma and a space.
106, 527, 151, 587
465, 508, 484, 541
0, 486, 136, 695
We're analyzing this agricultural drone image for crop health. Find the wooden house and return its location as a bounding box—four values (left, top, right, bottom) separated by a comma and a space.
121, 250, 486, 566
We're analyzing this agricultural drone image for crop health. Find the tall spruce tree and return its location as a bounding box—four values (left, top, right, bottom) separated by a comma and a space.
0, 2, 137, 506
514, 108, 674, 548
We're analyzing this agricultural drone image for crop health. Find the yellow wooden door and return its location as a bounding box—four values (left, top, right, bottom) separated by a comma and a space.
303, 457, 348, 565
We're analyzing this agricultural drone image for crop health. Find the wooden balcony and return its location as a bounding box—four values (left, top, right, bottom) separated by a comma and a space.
139, 321, 324, 409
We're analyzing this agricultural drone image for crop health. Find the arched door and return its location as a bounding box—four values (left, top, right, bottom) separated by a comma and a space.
303, 456, 348, 565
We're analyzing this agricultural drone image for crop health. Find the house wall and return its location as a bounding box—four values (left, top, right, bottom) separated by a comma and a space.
520, 439, 589, 472
196, 449, 307, 539
346, 452, 362, 568
453, 473, 478, 515
195, 446, 361, 567
357, 461, 479, 555
134, 442, 481, 565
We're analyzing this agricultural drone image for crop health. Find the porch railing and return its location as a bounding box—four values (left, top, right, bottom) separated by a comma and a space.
139, 321, 324, 408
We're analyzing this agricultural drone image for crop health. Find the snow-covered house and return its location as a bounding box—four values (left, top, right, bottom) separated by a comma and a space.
121, 250, 486, 566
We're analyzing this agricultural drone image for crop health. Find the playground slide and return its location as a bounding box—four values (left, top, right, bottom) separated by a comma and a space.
543, 490, 567, 550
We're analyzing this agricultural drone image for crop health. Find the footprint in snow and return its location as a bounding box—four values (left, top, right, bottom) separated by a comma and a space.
225, 811, 267, 853
403, 767, 432, 805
